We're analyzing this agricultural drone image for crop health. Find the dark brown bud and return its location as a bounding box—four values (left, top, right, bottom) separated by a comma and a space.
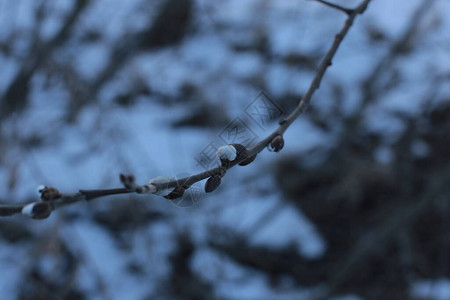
120, 173, 136, 190
269, 135, 284, 152
230, 143, 248, 162
164, 186, 186, 199
239, 154, 257, 166
40, 187, 62, 201
120, 173, 135, 183
220, 159, 230, 168
31, 202, 51, 219
204, 175, 221, 193
119, 174, 127, 183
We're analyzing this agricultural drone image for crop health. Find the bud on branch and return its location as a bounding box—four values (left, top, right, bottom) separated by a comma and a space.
0, 0, 372, 219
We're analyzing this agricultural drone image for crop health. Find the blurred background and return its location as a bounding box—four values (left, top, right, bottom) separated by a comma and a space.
0, 0, 449, 299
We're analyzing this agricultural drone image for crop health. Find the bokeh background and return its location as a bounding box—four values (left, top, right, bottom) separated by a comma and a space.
0, 0, 450, 299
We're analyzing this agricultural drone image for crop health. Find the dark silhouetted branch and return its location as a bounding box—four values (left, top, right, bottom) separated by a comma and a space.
0, 0, 372, 219
309, 0, 354, 15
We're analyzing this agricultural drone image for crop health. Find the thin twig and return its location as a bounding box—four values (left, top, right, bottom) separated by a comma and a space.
308, 0, 354, 15
0, 0, 372, 219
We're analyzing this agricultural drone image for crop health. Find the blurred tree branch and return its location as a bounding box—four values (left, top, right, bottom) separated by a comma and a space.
0, 0, 91, 119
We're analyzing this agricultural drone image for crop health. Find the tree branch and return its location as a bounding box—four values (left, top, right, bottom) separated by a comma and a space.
0, 0, 372, 219
308, 0, 355, 15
